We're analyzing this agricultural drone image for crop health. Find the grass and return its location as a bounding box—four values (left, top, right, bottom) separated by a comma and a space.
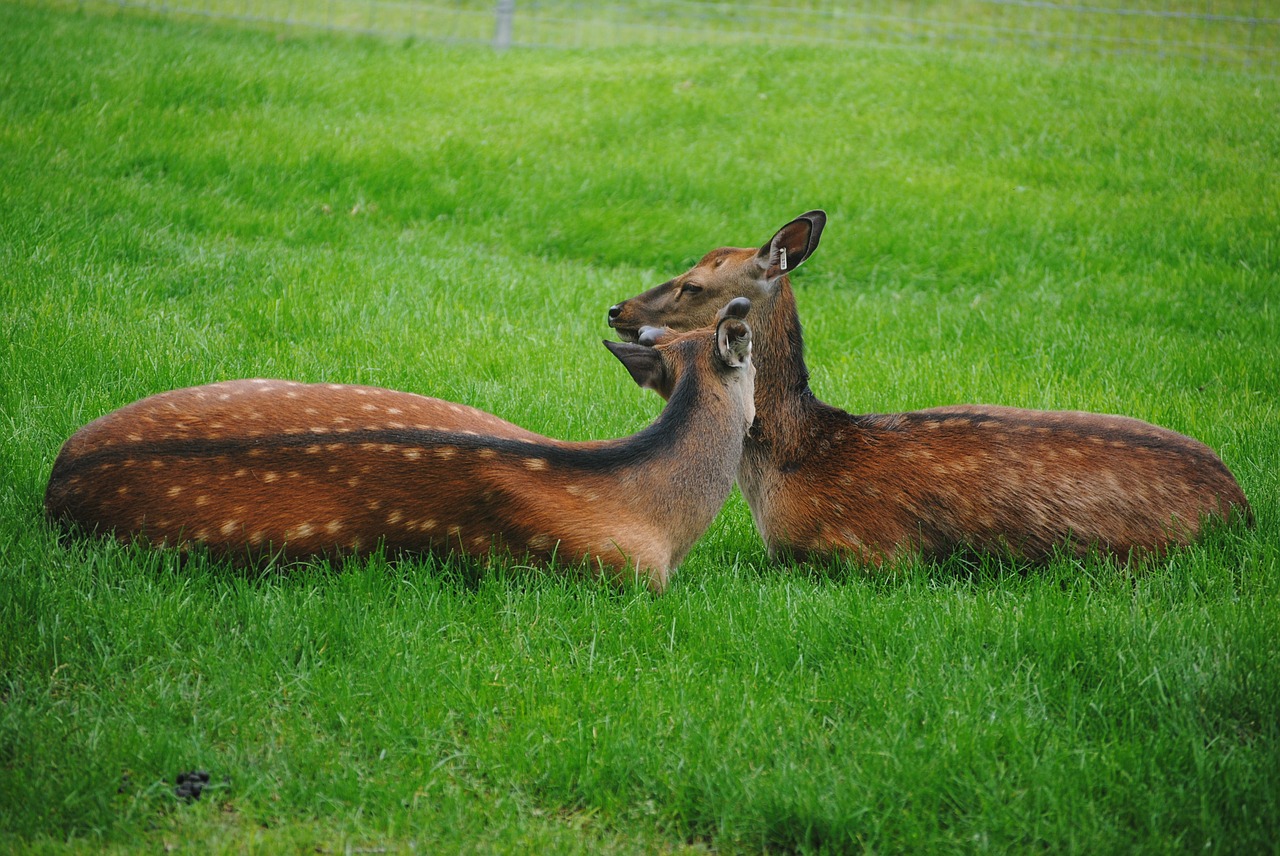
73, 0, 1280, 72
2, 1, 1279, 851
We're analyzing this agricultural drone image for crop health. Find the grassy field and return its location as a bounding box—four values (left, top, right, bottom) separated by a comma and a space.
78, 0, 1280, 71
2, 1, 1279, 851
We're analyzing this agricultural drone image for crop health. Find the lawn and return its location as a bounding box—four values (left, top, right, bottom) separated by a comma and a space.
2, 1, 1278, 851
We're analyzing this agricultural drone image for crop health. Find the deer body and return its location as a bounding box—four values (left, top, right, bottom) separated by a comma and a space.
45, 309, 755, 592
608, 211, 1252, 565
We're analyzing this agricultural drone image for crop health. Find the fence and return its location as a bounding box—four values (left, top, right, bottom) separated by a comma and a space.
79, 0, 1280, 74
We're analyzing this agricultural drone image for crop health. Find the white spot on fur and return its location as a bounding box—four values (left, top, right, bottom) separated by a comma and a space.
220, 521, 239, 537
435, 447, 457, 460
195, 495, 209, 506
167, 485, 182, 497
325, 520, 343, 534
387, 510, 403, 524
262, 472, 280, 483
524, 458, 547, 471
402, 449, 421, 459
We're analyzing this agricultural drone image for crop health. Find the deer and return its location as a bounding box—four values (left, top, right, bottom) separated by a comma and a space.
44, 300, 756, 593
607, 210, 1253, 567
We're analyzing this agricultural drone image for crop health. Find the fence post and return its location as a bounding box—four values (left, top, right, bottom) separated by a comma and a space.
494, 0, 515, 51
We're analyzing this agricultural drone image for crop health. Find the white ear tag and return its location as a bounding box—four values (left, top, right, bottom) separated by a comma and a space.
779, 248, 788, 271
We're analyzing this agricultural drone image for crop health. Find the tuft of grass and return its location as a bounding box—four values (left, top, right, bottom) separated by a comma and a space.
2, 3, 1278, 852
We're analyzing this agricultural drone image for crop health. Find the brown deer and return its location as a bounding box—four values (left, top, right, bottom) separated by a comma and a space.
44, 300, 756, 592
608, 211, 1253, 566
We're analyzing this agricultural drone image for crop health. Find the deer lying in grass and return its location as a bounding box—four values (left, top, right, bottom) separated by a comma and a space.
608, 210, 1252, 566
45, 300, 756, 592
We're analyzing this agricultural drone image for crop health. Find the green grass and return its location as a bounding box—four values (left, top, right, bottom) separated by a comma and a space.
72, 0, 1280, 71
3, 2, 1279, 851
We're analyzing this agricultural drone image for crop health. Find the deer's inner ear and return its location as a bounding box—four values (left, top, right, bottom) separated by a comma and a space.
716, 319, 752, 369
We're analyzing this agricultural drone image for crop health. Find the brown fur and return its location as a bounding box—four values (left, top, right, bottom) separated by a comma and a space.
45, 311, 755, 593
607, 211, 1253, 565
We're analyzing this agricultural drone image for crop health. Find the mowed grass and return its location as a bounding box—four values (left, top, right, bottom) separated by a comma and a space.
2, 2, 1279, 851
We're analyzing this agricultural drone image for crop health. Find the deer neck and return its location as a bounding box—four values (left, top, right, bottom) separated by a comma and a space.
607, 367, 748, 560
746, 279, 821, 463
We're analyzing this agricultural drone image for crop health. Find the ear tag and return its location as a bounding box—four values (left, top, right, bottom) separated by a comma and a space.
779, 248, 788, 271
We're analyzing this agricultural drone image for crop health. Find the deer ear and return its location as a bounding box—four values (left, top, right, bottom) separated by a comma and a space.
604, 340, 669, 392
715, 297, 752, 322
755, 210, 827, 282
715, 318, 752, 369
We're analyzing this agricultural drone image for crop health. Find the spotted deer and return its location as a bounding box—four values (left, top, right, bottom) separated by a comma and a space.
44, 300, 756, 592
608, 211, 1253, 566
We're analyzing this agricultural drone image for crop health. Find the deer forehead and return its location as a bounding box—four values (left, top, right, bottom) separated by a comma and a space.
686, 247, 758, 281
695, 246, 754, 269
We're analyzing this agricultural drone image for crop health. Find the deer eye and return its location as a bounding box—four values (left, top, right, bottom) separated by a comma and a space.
681, 283, 703, 296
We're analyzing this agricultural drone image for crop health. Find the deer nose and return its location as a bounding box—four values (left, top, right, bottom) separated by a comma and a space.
608, 304, 623, 321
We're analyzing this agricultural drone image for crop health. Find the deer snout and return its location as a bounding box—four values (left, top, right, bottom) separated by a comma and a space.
607, 303, 641, 342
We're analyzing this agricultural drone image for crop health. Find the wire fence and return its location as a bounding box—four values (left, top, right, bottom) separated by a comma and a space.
76, 0, 1280, 74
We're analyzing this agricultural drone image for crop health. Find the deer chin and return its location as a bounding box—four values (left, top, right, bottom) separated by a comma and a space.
610, 325, 641, 343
